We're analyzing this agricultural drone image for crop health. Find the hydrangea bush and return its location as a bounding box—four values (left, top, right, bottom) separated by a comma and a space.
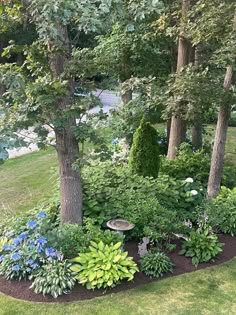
0, 211, 61, 280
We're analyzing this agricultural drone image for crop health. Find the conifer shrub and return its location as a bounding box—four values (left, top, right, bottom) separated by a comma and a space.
129, 118, 160, 178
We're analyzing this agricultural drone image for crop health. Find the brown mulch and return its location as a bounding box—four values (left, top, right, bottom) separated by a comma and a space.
0, 234, 235, 304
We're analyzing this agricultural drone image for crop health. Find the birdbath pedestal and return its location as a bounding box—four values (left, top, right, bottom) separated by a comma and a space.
107, 219, 135, 241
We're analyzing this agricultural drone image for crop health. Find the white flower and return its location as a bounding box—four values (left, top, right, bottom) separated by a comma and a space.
191, 190, 198, 196
185, 177, 194, 183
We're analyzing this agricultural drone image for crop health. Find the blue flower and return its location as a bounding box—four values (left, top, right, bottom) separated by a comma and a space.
45, 247, 58, 258
37, 211, 47, 219
12, 237, 22, 246
2, 244, 14, 251
19, 232, 29, 240
31, 263, 39, 270
11, 252, 21, 261
27, 220, 37, 230
0, 255, 4, 262
26, 259, 35, 266
35, 236, 47, 246
12, 264, 20, 271
112, 138, 119, 145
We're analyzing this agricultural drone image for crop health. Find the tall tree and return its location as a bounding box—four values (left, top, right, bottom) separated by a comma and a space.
191, 45, 203, 150
167, 0, 190, 159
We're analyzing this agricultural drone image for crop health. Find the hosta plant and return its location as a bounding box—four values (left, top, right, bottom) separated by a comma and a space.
140, 251, 174, 278
180, 224, 223, 267
30, 259, 76, 298
71, 241, 139, 290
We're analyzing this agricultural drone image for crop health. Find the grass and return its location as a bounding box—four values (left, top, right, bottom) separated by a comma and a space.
1, 258, 236, 314
0, 148, 57, 219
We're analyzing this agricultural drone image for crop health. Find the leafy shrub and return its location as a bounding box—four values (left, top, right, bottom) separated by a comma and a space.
71, 241, 138, 290
180, 223, 223, 267
47, 224, 88, 259
161, 143, 210, 183
124, 197, 185, 243
47, 219, 124, 259
0, 211, 61, 280
30, 259, 76, 298
82, 162, 204, 226
129, 118, 160, 178
140, 251, 174, 278
199, 193, 236, 236
222, 166, 236, 189
84, 218, 124, 245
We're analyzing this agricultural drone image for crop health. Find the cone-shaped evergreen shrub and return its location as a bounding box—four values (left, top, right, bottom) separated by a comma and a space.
129, 118, 160, 178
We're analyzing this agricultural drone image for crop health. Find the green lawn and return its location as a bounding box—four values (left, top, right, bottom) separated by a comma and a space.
1, 258, 236, 315
0, 148, 57, 219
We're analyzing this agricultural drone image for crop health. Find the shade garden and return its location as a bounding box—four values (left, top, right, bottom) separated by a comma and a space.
1, 123, 236, 303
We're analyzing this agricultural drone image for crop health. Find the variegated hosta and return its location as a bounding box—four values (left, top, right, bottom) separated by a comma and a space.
71, 241, 139, 290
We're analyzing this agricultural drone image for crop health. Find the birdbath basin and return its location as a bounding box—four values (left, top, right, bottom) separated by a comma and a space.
107, 219, 135, 242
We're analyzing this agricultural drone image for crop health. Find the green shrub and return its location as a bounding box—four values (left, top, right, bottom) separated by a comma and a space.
30, 260, 76, 298
222, 166, 236, 189
124, 197, 185, 244
84, 218, 124, 245
71, 241, 138, 290
199, 193, 236, 236
82, 162, 204, 226
160, 143, 210, 183
129, 118, 160, 178
47, 224, 88, 259
180, 224, 223, 267
140, 251, 174, 278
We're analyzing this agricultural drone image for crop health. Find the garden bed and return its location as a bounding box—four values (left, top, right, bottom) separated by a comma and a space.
0, 234, 235, 304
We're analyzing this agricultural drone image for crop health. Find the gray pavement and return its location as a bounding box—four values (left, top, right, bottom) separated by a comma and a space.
8, 90, 122, 158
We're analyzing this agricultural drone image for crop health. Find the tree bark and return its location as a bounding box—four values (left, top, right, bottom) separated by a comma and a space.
192, 45, 203, 150
192, 119, 203, 150
49, 26, 83, 224
121, 90, 132, 105
167, 0, 190, 159
207, 12, 236, 199
166, 118, 171, 146
207, 66, 235, 199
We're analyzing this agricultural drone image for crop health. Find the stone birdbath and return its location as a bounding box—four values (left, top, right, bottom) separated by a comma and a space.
107, 219, 135, 247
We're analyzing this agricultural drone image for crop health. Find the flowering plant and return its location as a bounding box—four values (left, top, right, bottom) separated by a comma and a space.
0, 211, 61, 280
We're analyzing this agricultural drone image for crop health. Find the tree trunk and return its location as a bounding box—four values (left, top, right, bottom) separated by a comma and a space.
207, 12, 236, 198
166, 118, 171, 146
49, 26, 83, 224
167, 0, 190, 159
192, 119, 203, 150
192, 45, 203, 150
55, 125, 83, 224
121, 90, 132, 105
207, 66, 235, 199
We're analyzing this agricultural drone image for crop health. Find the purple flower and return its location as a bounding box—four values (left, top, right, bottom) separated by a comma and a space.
0, 255, 4, 262
27, 220, 37, 230
11, 252, 21, 261
12, 264, 20, 271
37, 211, 47, 219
